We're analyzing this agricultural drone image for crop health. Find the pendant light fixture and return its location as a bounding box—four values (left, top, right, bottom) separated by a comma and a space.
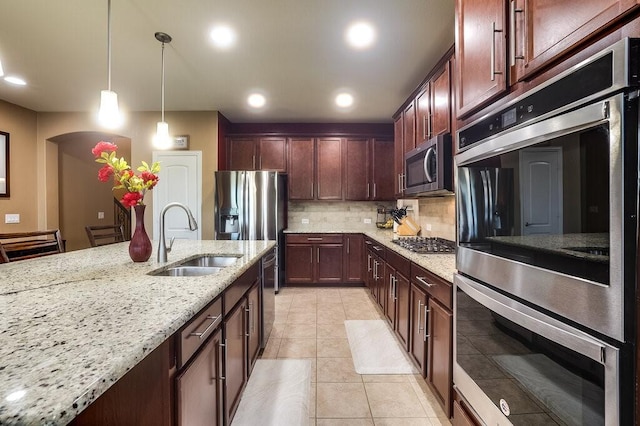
153, 32, 172, 149
98, 0, 123, 129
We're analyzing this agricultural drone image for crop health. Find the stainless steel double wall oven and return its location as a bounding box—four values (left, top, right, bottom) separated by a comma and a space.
454, 38, 639, 425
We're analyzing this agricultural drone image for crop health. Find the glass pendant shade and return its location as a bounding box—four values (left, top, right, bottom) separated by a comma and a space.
153, 121, 172, 149
98, 90, 122, 129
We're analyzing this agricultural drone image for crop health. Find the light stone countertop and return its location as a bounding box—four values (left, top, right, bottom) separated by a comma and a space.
0, 239, 275, 426
285, 226, 456, 282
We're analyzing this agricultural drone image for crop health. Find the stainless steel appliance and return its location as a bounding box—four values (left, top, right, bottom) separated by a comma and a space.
404, 133, 453, 196
454, 38, 638, 425
214, 171, 287, 347
391, 237, 456, 254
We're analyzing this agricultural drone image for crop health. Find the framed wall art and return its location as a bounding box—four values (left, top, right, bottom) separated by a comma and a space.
0, 131, 8, 197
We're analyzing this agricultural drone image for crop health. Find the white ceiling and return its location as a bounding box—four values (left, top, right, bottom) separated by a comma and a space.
0, 0, 454, 123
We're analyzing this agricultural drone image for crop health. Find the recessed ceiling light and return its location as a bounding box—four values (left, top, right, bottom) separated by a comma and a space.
0, 60, 4, 78
335, 93, 354, 108
210, 25, 236, 49
4, 76, 26, 86
248, 93, 266, 108
346, 21, 376, 49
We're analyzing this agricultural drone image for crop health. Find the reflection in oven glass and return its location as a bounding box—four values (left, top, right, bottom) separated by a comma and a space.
457, 291, 604, 425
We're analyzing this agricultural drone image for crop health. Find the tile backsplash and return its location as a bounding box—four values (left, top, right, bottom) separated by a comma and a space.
416, 196, 456, 241
288, 201, 393, 229
288, 197, 456, 241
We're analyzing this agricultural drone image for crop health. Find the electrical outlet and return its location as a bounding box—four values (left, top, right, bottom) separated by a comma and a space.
363, 218, 372, 224
98, 211, 105, 219
5, 213, 20, 224
301, 218, 309, 224
426, 223, 432, 231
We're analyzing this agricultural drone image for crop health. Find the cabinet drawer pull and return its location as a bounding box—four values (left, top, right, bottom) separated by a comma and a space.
509, 0, 524, 66
307, 237, 323, 241
416, 276, 435, 287
424, 306, 430, 342
219, 340, 227, 380
189, 314, 221, 340
490, 21, 503, 81
373, 246, 383, 252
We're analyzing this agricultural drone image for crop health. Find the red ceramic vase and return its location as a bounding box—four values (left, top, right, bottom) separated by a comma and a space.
129, 204, 152, 262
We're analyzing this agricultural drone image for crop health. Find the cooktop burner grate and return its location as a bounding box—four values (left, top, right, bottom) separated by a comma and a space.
391, 237, 456, 254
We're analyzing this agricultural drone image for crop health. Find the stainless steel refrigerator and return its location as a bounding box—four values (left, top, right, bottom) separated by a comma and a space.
214, 170, 287, 347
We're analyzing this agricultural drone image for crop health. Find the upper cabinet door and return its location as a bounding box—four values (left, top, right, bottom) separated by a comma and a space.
316, 138, 343, 200
371, 139, 395, 201
228, 138, 257, 170
415, 86, 431, 144
394, 115, 405, 198
510, 0, 640, 81
403, 102, 416, 154
258, 137, 287, 172
344, 138, 370, 201
430, 60, 451, 137
288, 138, 315, 200
455, 0, 507, 118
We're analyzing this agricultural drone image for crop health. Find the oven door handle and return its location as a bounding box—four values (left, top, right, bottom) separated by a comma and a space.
455, 274, 612, 364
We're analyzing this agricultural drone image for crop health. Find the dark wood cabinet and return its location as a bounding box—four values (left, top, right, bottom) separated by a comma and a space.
228, 137, 287, 172
224, 298, 248, 423
411, 263, 453, 417
176, 329, 223, 426
371, 139, 395, 200
247, 283, 261, 373
510, 0, 639, 82
428, 298, 453, 417
385, 250, 411, 350
403, 102, 416, 155
285, 234, 344, 284
455, 0, 508, 118
288, 138, 315, 200
416, 86, 430, 145
344, 234, 364, 283
394, 115, 404, 197
430, 60, 451, 137
258, 137, 287, 171
452, 399, 480, 426
228, 137, 257, 170
344, 138, 395, 201
409, 283, 428, 376
317, 138, 343, 200
344, 138, 369, 200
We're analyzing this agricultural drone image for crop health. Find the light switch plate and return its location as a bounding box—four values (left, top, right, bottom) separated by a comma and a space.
426, 224, 432, 231
301, 218, 310, 224
98, 211, 105, 219
5, 213, 20, 224
363, 218, 372, 224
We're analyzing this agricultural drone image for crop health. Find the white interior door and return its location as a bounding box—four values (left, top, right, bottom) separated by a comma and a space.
153, 151, 202, 240
519, 148, 562, 235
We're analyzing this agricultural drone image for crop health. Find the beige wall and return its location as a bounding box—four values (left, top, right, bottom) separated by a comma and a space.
1, 105, 219, 243
0, 100, 38, 232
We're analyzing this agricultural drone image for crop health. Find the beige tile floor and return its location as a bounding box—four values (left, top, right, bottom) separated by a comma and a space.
260, 287, 452, 426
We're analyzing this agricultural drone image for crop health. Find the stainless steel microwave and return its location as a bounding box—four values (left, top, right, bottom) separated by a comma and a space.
404, 133, 453, 196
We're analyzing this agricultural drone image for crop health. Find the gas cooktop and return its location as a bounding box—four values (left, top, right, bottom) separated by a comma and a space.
391, 237, 456, 254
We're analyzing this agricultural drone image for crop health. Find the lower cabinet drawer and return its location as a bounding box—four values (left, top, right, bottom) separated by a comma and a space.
178, 297, 223, 369
286, 233, 344, 244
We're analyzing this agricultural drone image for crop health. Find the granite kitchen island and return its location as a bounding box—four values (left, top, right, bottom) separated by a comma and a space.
0, 239, 274, 425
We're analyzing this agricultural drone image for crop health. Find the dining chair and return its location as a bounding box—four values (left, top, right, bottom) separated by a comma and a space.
85, 224, 125, 247
0, 229, 65, 262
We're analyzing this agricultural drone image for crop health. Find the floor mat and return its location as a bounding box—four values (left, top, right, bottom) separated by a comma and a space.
231, 359, 311, 426
345, 320, 418, 374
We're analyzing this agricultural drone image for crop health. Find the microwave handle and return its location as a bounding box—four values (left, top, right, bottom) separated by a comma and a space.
423, 146, 436, 183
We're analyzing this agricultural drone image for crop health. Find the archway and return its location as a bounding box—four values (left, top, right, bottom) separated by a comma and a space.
49, 131, 131, 251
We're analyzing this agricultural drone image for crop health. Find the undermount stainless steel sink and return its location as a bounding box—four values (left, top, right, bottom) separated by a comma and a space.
149, 265, 223, 277
178, 255, 242, 268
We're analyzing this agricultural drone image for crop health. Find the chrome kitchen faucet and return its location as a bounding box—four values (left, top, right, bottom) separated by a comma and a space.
157, 202, 198, 263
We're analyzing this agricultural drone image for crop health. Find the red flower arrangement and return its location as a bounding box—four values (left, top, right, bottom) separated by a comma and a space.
92, 141, 161, 207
